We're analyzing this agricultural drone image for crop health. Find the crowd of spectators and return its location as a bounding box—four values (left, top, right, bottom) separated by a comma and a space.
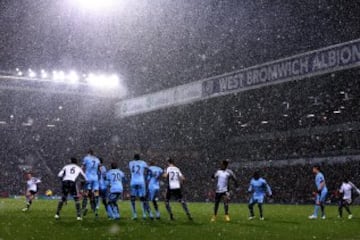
0, 0, 359, 204
0, 67, 359, 205
86, 68, 360, 203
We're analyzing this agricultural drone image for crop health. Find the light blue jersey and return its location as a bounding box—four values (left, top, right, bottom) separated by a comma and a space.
148, 166, 163, 190
315, 172, 327, 191
311, 171, 328, 218
315, 172, 328, 203
106, 169, 125, 193
248, 178, 272, 204
99, 165, 108, 190
129, 160, 148, 186
82, 155, 101, 181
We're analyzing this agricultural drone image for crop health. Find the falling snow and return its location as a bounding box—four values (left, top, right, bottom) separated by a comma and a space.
0, 0, 358, 213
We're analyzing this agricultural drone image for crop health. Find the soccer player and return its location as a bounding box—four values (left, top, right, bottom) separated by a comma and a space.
81, 149, 101, 218
55, 157, 87, 220
248, 171, 272, 220
22, 172, 41, 212
147, 161, 163, 219
163, 158, 192, 221
309, 165, 328, 220
99, 158, 111, 218
338, 179, 360, 219
129, 153, 152, 220
106, 162, 126, 220
211, 160, 238, 222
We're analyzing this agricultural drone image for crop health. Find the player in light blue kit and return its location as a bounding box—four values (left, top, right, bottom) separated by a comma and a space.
129, 154, 152, 220
147, 162, 163, 219
106, 162, 126, 220
309, 165, 328, 220
81, 149, 101, 218
248, 172, 272, 220
99, 158, 111, 218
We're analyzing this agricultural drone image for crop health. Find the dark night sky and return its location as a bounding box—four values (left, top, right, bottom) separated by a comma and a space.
0, 0, 359, 96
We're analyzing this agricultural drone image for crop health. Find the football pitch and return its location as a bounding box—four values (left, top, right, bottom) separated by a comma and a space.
0, 199, 359, 240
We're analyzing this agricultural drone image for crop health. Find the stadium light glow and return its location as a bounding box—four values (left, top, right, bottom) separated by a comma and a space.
86, 73, 120, 89
52, 71, 58, 81
67, 71, 79, 84
108, 74, 120, 88
5, 66, 126, 95
86, 73, 97, 86
52, 70, 65, 81
41, 69, 48, 79
72, 0, 117, 11
28, 69, 36, 78
58, 71, 65, 81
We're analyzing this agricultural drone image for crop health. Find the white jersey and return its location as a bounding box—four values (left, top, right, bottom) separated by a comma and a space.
166, 166, 183, 190
214, 169, 236, 193
340, 182, 360, 200
26, 177, 41, 192
58, 164, 87, 182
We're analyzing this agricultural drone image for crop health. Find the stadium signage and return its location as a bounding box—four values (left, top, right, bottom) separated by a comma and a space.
202, 38, 360, 97
115, 82, 202, 117
116, 38, 360, 117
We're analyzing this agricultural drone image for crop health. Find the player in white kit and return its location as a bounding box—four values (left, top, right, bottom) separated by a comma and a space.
211, 160, 238, 222
163, 158, 193, 221
22, 172, 41, 212
338, 179, 360, 219
55, 157, 87, 220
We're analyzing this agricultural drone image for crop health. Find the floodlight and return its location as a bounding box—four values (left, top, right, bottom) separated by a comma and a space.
108, 74, 120, 87
58, 71, 65, 81
28, 69, 36, 78
53, 70, 65, 81
73, 0, 116, 11
41, 69, 48, 79
86, 73, 120, 89
86, 73, 97, 86
67, 71, 79, 84
52, 71, 58, 81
